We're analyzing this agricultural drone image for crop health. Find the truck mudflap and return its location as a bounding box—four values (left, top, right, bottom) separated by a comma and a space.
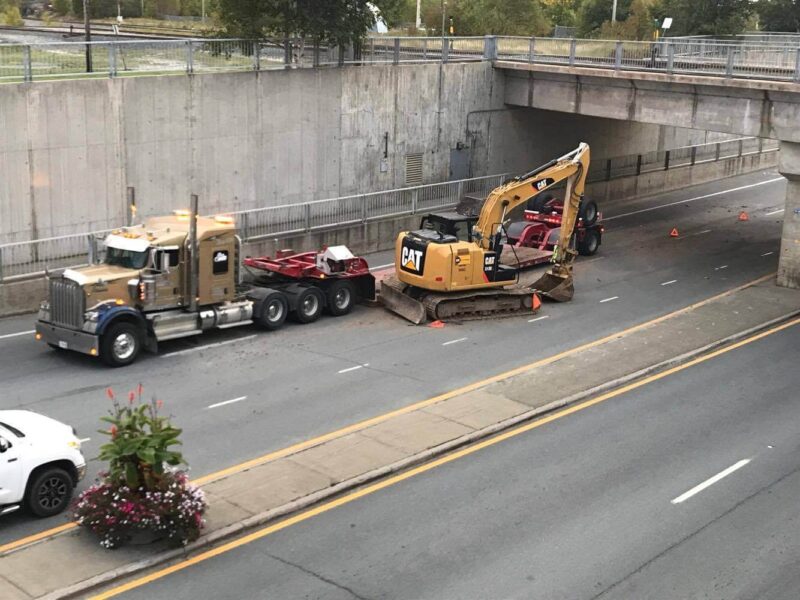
35, 322, 99, 356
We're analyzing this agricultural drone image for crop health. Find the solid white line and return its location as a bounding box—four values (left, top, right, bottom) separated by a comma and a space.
671, 459, 751, 504
765, 208, 785, 216
661, 280, 678, 286
162, 335, 257, 358
79, 438, 91, 444
369, 263, 395, 271
0, 330, 35, 340
599, 296, 619, 303
715, 265, 729, 271
206, 396, 247, 410
442, 337, 468, 346
338, 364, 368, 374
528, 315, 550, 323
605, 178, 784, 221
761, 251, 775, 257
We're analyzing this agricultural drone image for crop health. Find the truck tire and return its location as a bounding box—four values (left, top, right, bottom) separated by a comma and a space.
256, 291, 288, 331
527, 193, 554, 212
100, 321, 141, 367
26, 467, 73, 517
577, 228, 601, 256
292, 287, 324, 324
325, 280, 356, 316
579, 199, 599, 227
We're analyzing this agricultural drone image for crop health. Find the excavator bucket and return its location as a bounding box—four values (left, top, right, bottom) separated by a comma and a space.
379, 277, 427, 324
531, 267, 575, 302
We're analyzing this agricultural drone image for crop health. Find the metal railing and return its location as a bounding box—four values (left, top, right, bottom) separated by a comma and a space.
4, 35, 800, 83
0, 137, 779, 283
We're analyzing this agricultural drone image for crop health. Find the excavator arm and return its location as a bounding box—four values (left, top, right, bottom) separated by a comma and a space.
473, 142, 590, 301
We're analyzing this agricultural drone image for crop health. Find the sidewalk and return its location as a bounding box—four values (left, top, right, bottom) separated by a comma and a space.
2, 275, 799, 599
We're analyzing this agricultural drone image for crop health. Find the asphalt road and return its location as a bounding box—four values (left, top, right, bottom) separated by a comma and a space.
0, 169, 787, 543
114, 314, 800, 600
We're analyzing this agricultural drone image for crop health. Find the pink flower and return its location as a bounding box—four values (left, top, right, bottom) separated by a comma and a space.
128, 391, 135, 404
106, 387, 115, 400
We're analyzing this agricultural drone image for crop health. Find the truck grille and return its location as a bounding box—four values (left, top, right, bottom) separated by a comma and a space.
49, 277, 85, 329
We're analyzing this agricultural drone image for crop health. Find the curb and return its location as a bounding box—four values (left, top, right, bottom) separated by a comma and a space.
44, 306, 800, 600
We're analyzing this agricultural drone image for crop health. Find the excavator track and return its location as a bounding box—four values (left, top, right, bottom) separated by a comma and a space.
380, 276, 538, 324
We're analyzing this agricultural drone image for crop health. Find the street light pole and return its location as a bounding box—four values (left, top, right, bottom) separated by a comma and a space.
612, 0, 618, 22
83, 0, 92, 73
441, 0, 447, 37
416, 0, 421, 30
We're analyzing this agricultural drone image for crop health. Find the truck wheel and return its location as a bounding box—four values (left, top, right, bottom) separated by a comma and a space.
579, 199, 599, 226
292, 287, 324, 324
527, 193, 554, 212
578, 228, 601, 256
257, 292, 288, 331
26, 467, 73, 517
326, 280, 356, 316
100, 322, 141, 367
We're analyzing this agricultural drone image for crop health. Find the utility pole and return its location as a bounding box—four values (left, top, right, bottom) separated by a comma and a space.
612, 0, 618, 22
415, 0, 421, 30
202, 0, 206, 22
441, 0, 447, 37
83, 0, 92, 73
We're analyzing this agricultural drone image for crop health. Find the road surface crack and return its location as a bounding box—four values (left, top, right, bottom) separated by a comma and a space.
265, 551, 371, 600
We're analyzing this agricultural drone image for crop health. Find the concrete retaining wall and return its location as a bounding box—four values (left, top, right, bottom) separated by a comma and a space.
2, 62, 734, 244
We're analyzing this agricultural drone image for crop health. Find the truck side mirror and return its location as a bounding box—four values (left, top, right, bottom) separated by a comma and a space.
160, 252, 171, 273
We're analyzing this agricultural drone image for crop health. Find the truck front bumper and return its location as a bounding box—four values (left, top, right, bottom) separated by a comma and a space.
35, 322, 99, 357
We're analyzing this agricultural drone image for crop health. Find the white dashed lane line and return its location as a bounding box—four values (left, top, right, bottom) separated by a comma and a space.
765, 208, 785, 216
162, 335, 257, 358
528, 315, 550, 323
661, 280, 678, 286
599, 296, 619, 304
715, 265, 729, 271
762, 251, 775, 257
206, 396, 247, 410
338, 364, 368, 374
671, 459, 751, 505
442, 337, 468, 346
0, 330, 35, 340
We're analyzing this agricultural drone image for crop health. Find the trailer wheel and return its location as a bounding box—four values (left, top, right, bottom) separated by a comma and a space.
579, 199, 599, 227
326, 280, 356, 316
578, 228, 601, 256
100, 322, 141, 367
292, 287, 324, 324
256, 292, 288, 331
527, 193, 554, 212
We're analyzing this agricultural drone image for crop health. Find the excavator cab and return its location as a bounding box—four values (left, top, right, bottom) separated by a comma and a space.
419, 212, 477, 243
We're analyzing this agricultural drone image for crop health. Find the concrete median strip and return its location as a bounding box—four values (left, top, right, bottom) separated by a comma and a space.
2, 275, 800, 599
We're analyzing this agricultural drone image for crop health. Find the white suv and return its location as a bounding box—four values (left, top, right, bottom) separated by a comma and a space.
0, 411, 86, 517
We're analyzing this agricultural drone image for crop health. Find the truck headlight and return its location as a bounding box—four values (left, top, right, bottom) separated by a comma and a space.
84, 310, 100, 322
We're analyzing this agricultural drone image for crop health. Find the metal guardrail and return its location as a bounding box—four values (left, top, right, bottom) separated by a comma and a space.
3, 35, 800, 82
0, 137, 779, 283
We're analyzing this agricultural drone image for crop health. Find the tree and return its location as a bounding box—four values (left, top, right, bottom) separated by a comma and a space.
659, 0, 752, 36
759, 0, 800, 32
542, 0, 581, 29
457, 0, 549, 36
578, 0, 631, 36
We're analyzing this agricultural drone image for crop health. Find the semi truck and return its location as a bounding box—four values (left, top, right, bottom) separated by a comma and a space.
35, 197, 375, 367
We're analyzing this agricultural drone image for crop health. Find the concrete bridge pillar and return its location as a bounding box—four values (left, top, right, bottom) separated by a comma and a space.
778, 141, 800, 288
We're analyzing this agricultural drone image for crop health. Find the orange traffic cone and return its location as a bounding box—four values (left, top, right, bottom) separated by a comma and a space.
429, 320, 445, 328
670, 228, 679, 238
532, 293, 542, 311
738, 211, 750, 221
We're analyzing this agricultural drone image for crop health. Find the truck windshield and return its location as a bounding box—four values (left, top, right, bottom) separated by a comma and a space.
105, 247, 149, 270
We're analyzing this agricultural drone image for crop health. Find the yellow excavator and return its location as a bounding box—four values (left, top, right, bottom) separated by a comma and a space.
380, 142, 590, 323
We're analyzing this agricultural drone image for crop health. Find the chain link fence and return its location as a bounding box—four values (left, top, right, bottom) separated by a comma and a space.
0, 138, 779, 283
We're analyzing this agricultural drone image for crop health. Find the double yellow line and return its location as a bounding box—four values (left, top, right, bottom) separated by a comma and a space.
93, 312, 800, 598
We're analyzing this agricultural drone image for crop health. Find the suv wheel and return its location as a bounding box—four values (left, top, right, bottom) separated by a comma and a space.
26, 467, 73, 517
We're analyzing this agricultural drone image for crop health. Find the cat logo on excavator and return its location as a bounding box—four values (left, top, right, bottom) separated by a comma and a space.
401, 245, 424, 274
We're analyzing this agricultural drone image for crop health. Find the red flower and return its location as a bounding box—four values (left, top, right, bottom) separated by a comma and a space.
110, 425, 118, 438
137, 383, 144, 397
128, 391, 135, 404
156, 399, 163, 410
106, 387, 115, 400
